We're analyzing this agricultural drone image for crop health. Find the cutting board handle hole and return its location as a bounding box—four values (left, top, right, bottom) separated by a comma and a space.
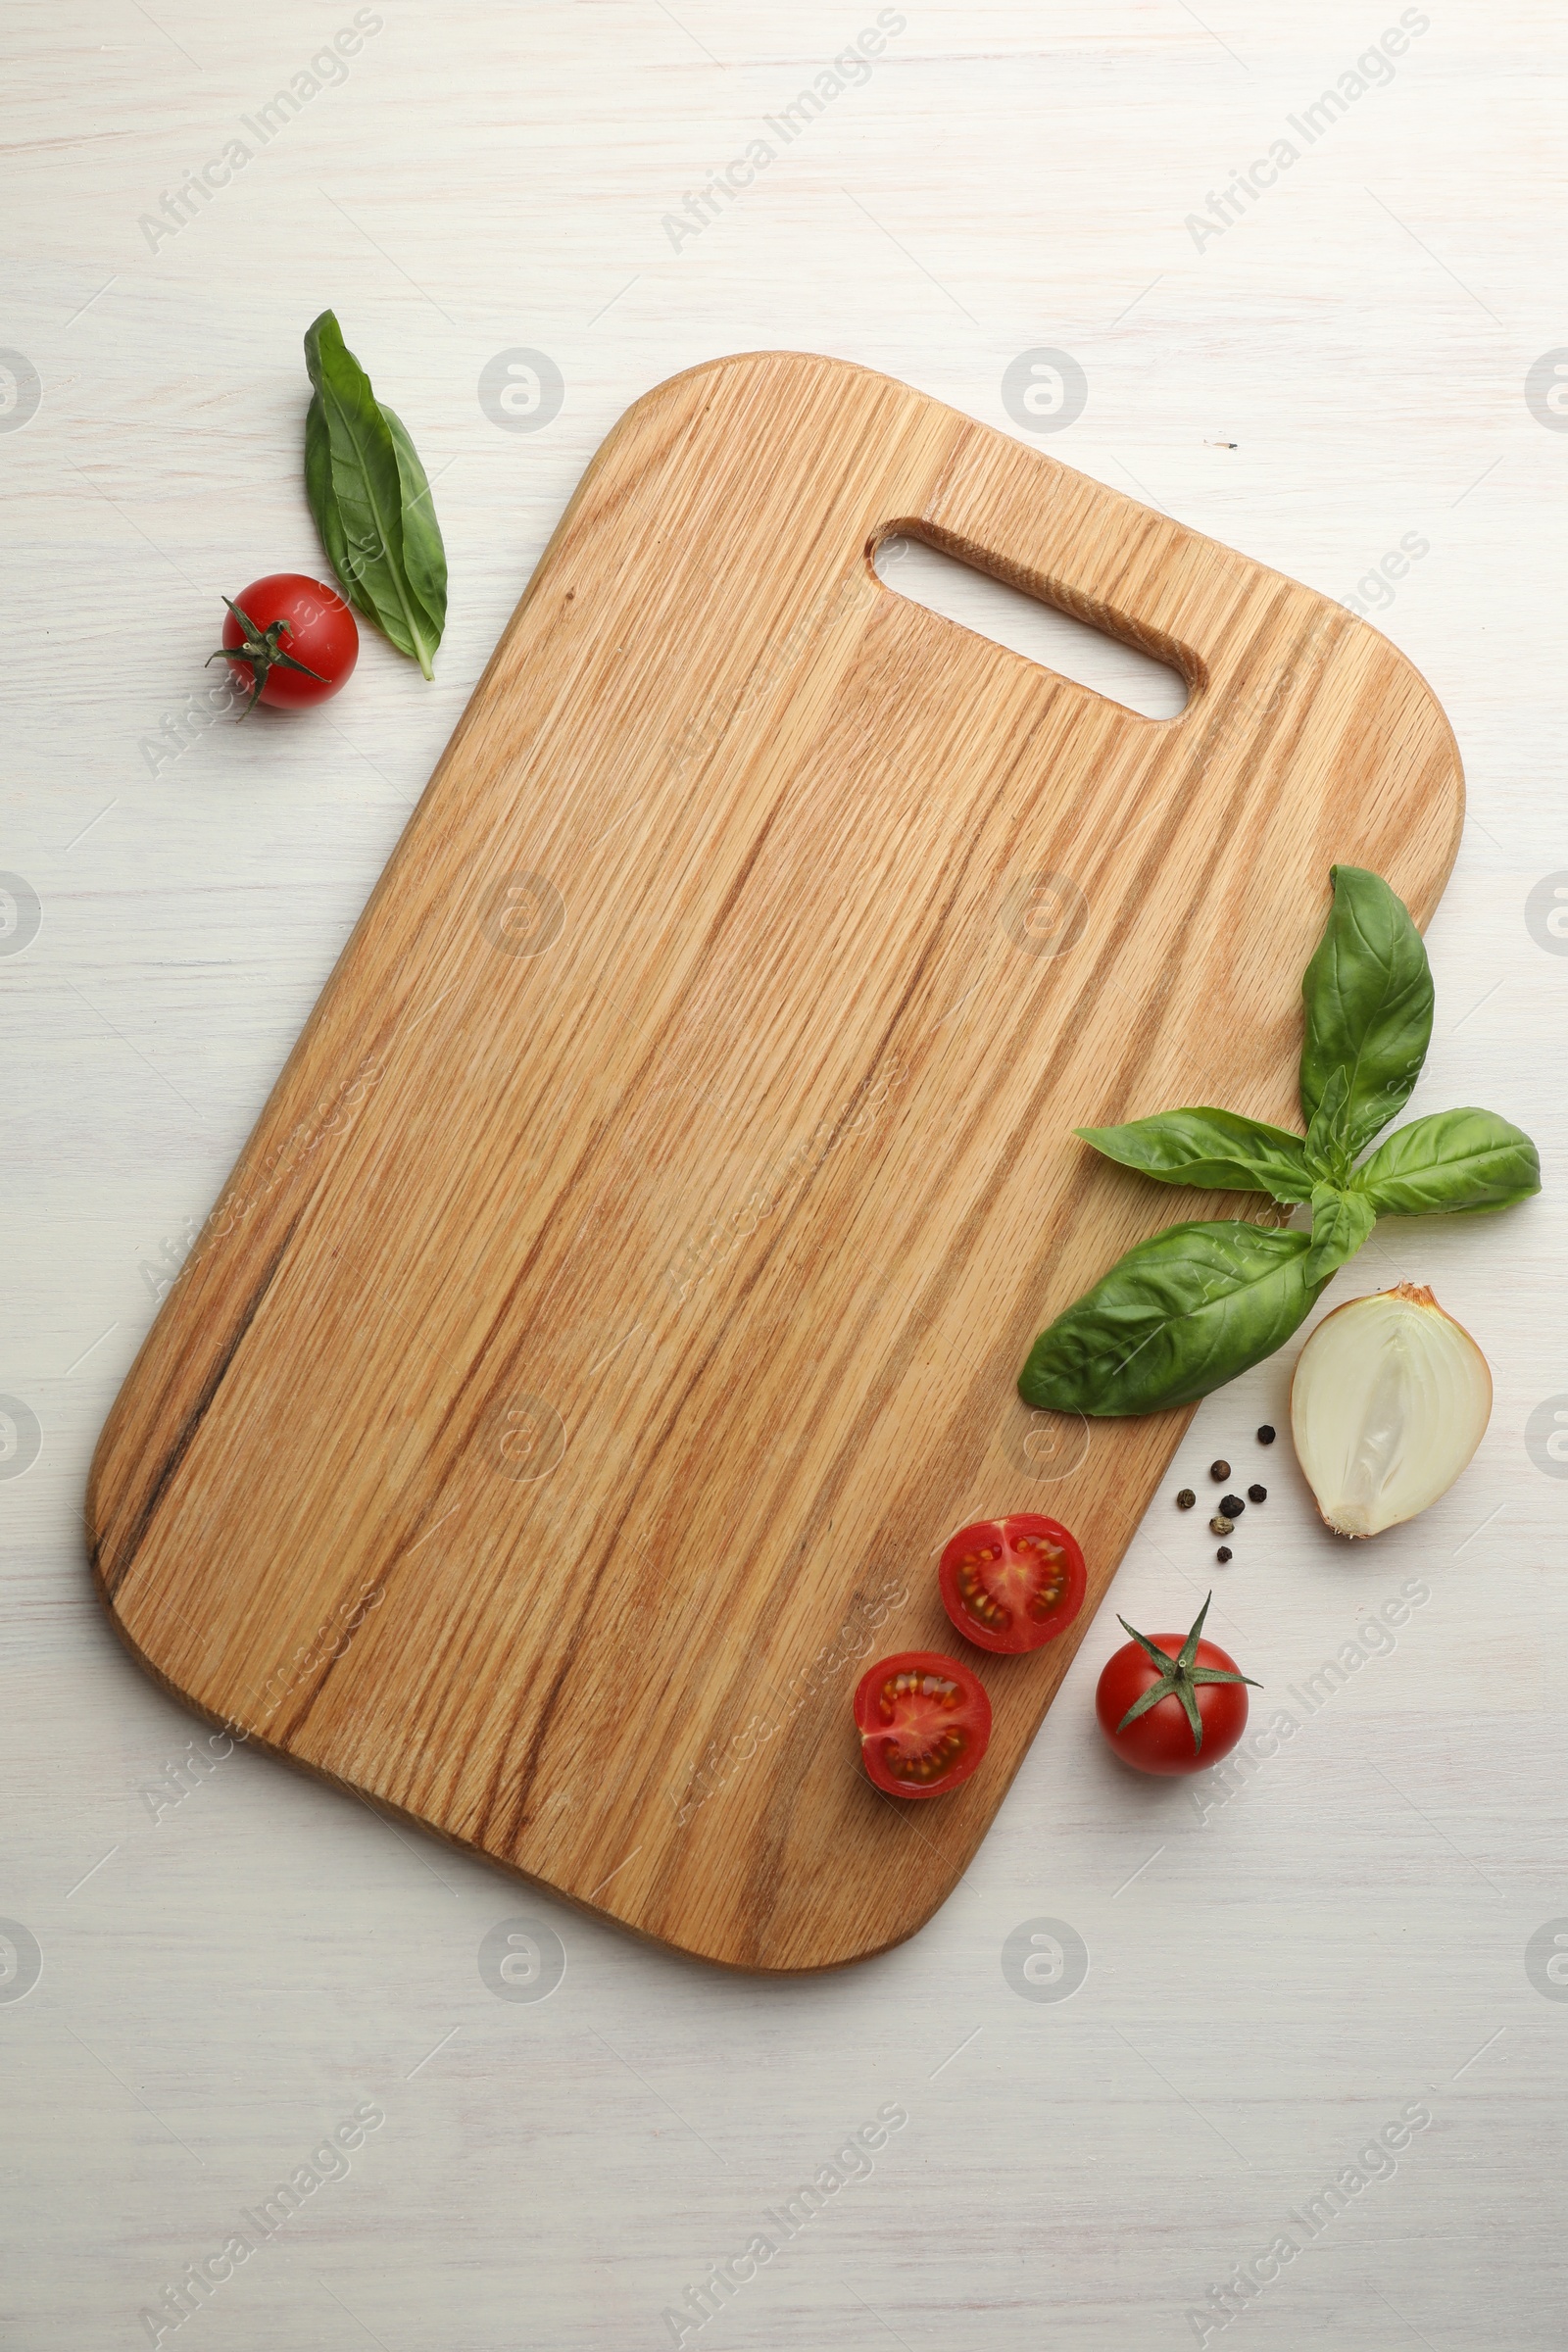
873, 533, 1189, 720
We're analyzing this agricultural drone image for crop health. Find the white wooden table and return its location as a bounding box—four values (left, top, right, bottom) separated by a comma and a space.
5, 4, 1566, 2345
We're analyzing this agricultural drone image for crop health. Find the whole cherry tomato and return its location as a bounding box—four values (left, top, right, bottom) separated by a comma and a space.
939, 1512, 1086, 1654
212, 573, 359, 715
854, 1651, 992, 1798
1095, 1594, 1257, 1777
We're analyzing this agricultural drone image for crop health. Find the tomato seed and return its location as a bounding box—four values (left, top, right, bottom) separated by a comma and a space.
957, 1556, 1009, 1629
887, 1728, 965, 1783
879, 1668, 960, 1718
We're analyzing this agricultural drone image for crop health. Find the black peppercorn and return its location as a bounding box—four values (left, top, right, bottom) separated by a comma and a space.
1220, 1494, 1245, 1517
1248, 1484, 1266, 1504
1210, 1459, 1230, 1481
1216, 1544, 1232, 1563
1257, 1425, 1275, 1445
1176, 1488, 1196, 1509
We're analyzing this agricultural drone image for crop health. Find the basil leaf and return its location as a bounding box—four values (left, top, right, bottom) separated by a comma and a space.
1301, 1180, 1376, 1285
1299, 865, 1433, 1155
1077, 1107, 1314, 1203
1357, 1107, 1542, 1218
304, 392, 368, 620
1018, 1221, 1324, 1417
303, 310, 445, 679
382, 402, 447, 647
1302, 1064, 1352, 1184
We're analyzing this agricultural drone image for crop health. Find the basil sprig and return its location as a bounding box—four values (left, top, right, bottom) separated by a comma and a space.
1019, 866, 1540, 1417
303, 310, 447, 679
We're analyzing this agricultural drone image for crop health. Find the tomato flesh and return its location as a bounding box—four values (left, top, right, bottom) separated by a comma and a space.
854, 1650, 991, 1798
939, 1513, 1087, 1655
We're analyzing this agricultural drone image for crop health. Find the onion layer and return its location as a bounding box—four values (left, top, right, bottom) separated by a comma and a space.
1290, 1283, 1492, 1539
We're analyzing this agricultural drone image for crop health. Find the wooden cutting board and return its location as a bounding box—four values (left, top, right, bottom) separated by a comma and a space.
88, 352, 1463, 1973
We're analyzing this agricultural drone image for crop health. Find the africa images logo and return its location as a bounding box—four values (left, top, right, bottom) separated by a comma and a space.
1183, 11, 1432, 253
661, 13, 907, 252
136, 12, 384, 253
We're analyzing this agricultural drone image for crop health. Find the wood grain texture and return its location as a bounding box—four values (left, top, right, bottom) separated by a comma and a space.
86, 350, 1463, 1972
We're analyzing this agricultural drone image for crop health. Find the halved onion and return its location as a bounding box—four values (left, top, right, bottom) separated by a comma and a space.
1290, 1283, 1492, 1539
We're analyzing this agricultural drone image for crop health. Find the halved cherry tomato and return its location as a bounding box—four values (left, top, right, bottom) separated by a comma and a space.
854, 1650, 991, 1799
939, 1513, 1087, 1655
